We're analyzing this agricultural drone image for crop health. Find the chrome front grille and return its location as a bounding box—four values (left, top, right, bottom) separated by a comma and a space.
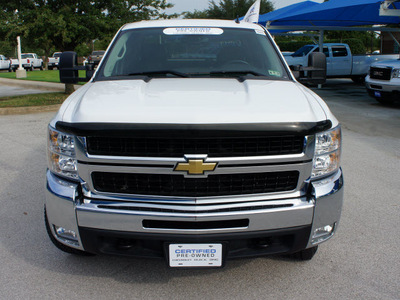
74, 130, 315, 208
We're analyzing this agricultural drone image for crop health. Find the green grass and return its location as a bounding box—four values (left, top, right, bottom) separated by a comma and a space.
0, 92, 68, 108
0, 70, 86, 83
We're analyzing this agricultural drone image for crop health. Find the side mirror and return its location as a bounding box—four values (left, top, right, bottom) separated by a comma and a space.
59, 51, 95, 84
307, 52, 326, 85
293, 52, 326, 85
59, 52, 79, 84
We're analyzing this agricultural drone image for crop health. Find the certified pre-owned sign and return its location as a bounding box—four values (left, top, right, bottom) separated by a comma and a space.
169, 244, 223, 267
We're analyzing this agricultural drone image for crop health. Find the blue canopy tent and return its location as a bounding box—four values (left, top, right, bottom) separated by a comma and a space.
264, 0, 400, 28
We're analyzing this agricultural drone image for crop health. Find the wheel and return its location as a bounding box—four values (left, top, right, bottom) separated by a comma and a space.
29, 66, 33, 71
292, 246, 318, 261
44, 207, 94, 256
351, 76, 365, 84
375, 96, 395, 105
40, 63, 44, 71
48, 66, 53, 70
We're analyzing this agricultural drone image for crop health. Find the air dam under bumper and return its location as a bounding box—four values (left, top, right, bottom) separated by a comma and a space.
45, 169, 343, 258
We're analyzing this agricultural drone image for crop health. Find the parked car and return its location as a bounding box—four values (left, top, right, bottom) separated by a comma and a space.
365, 58, 400, 105
11, 53, 43, 71
48, 19, 343, 266
88, 50, 105, 66
285, 43, 398, 83
0, 55, 11, 71
48, 52, 62, 70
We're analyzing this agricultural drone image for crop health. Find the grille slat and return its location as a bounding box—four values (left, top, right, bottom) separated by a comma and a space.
92, 171, 299, 197
86, 136, 304, 158
370, 67, 392, 81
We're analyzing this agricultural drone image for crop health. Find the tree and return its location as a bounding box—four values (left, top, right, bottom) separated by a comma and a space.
183, 0, 274, 20
0, 1, 175, 59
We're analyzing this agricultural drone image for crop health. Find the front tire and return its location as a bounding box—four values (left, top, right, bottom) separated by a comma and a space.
351, 76, 365, 84
292, 246, 318, 261
375, 97, 395, 105
40, 63, 44, 71
44, 207, 94, 256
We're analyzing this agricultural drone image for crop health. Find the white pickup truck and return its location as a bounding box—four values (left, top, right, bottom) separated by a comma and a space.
11, 53, 43, 71
365, 59, 400, 104
0, 55, 11, 71
48, 52, 62, 70
46, 19, 343, 267
285, 43, 398, 83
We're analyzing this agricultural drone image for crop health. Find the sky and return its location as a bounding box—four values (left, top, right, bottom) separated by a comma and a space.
166, 0, 325, 14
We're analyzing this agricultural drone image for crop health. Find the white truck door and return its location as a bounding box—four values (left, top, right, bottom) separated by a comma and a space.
330, 46, 352, 76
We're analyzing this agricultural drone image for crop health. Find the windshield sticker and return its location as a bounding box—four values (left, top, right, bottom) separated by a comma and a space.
268, 70, 281, 77
163, 28, 224, 35
255, 29, 266, 36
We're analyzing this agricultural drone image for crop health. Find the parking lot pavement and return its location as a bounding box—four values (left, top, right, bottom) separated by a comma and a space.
0, 84, 49, 97
0, 80, 399, 299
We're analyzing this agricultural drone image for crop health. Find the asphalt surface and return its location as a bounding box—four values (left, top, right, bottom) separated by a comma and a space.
0, 79, 399, 299
0, 85, 49, 97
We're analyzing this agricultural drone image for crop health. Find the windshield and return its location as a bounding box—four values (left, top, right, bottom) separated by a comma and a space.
96, 27, 289, 81
53, 53, 62, 58
92, 51, 105, 55
21, 54, 34, 59
291, 45, 315, 57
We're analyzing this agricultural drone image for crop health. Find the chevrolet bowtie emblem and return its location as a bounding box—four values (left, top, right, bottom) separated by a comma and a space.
174, 159, 217, 175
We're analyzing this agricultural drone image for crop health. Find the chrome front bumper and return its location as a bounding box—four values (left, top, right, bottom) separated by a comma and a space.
45, 168, 343, 253
366, 76, 400, 93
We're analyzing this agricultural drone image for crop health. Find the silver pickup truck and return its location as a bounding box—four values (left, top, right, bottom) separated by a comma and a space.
365, 59, 400, 105
45, 19, 343, 267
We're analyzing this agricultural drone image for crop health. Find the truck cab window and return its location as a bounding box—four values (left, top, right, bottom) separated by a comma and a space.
332, 47, 348, 57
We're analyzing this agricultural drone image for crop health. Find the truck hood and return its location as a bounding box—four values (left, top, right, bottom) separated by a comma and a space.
371, 59, 400, 68
60, 78, 327, 125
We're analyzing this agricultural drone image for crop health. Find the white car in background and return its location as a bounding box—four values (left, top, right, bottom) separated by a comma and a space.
366, 59, 400, 105
0, 55, 11, 71
48, 52, 62, 70
11, 53, 43, 71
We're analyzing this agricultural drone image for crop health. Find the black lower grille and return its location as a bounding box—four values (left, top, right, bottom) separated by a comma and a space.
86, 136, 304, 157
370, 67, 392, 81
92, 171, 299, 197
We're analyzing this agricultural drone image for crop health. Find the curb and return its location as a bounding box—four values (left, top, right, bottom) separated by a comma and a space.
0, 104, 61, 115
0, 77, 81, 92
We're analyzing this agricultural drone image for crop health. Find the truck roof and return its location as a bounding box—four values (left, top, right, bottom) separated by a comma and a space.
122, 19, 263, 31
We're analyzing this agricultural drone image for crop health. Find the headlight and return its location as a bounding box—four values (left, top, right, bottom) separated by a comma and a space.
312, 126, 341, 179
47, 126, 78, 180
392, 69, 400, 79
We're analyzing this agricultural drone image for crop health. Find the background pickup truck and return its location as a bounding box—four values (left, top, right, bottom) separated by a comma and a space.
285, 43, 398, 83
11, 53, 43, 71
0, 55, 11, 71
365, 59, 400, 105
88, 50, 105, 66
48, 52, 62, 70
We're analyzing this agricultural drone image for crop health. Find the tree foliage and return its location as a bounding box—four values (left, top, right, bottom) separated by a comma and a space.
183, 0, 274, 20
0, 0, 175, 57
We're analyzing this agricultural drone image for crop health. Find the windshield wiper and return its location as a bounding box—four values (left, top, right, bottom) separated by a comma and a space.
208, 70, 268, 82
127, 70, 189, 82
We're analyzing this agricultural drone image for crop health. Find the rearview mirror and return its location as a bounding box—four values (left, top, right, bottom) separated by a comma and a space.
59, 51, 94, 84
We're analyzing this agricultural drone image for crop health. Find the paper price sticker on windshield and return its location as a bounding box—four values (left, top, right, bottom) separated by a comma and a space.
163, 27, 224, 35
